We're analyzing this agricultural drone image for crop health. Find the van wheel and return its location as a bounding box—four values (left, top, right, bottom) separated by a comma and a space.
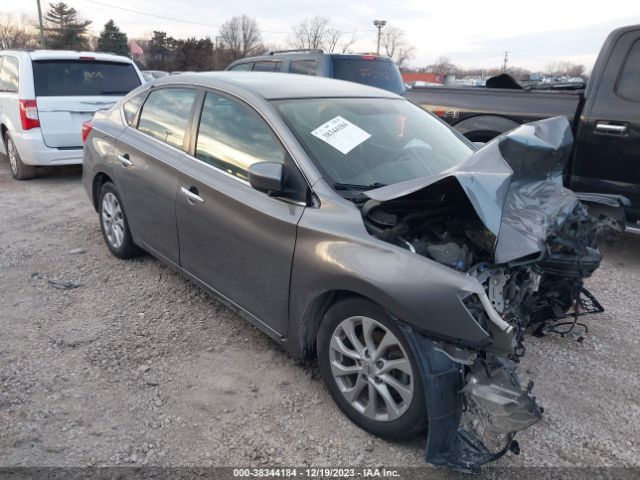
5, 134, 36, 180
317, 298, 427, 440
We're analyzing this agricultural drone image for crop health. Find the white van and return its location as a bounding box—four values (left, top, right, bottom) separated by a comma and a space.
0, 50, 144, 179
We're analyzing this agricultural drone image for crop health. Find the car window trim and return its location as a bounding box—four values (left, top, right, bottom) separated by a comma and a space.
184, 85, 311, 206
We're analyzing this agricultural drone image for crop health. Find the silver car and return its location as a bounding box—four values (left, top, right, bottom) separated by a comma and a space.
82, 72, 622, 469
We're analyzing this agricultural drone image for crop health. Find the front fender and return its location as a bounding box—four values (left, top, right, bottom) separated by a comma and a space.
289, 198, 491, 349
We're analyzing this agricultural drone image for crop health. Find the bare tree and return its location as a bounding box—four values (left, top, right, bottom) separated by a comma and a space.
545, 60, 586, 78
380, 25, 415, 67
219, 15, 262, 61
0, 14, 38, 50
289, 16, 356, 53
340, 30, 358, 54
426, 56, 457, 76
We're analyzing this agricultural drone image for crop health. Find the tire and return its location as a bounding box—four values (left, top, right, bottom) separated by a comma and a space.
98, 182, 141, 259
317, 298, 427, 440
4, 133, 35, 180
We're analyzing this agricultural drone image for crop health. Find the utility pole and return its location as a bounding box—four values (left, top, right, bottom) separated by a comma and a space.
373, 19, 386, 55
214, 35, 220, 70
36, 0, 46, 48
503, 51, 509, 72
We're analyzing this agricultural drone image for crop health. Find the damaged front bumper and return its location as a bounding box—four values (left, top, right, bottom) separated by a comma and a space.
402, 326, 542, 471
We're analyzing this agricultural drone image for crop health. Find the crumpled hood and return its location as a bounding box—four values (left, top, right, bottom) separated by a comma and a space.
364, 116, 579, 264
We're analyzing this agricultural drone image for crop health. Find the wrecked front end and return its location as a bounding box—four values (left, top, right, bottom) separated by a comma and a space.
362, 117, 625, 470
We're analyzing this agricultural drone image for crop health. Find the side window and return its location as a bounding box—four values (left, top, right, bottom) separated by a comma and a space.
195, 91, 286, 181
253, 61, 282, 72
617, 39, 640, 102
230, 63, 252, 71
289, 60, 317, 76
123, 91, 147, 125
137, 88, 197, 150
0, 56, 19, 93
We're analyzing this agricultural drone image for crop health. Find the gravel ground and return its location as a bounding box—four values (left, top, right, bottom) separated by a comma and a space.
0, 162, 639, 469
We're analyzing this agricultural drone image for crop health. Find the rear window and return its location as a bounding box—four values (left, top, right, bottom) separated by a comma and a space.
0, 56, 19, 93
229, 63, 251, 71
253, 61, 282, 72
616, 39, 640, 103
289, 60, 317, 76
32, 60, 141, 97
332, 58, 405, 95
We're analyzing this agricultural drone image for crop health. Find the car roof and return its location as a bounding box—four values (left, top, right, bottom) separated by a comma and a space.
153, 71, 401, 100
229, 52, 395, 65
0, 50, 134, 63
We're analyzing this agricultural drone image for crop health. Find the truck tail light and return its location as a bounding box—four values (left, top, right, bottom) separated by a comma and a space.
82, 121, 93, 143
19, 100, 40, 130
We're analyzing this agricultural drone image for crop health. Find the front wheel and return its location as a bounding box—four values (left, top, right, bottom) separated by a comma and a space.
98, 182, 141, 259
317, 298, 427, 440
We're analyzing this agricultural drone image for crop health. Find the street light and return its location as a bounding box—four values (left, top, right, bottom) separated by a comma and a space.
373, 19, 387, 55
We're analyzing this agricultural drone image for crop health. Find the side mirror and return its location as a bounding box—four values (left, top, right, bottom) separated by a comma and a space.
248, 162, 284, 194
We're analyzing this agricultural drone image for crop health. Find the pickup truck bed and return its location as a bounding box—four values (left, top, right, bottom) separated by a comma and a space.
405, 23, 640, 223
406, 87, 582, 142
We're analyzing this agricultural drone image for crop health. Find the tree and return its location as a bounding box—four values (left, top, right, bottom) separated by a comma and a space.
426, 56, 457, 76
219, 15, 262, 62
174, 38, 214, 71
145, 30, 177, 70
289, 16, 357, 53
97, 19, 128, 56
544, 60, 586, 78
44, 2, 91, 50
0, 14, 38, 49
380, 25, 415, 67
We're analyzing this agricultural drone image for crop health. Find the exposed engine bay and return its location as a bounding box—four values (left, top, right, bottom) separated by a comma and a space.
357, 117, 625, 470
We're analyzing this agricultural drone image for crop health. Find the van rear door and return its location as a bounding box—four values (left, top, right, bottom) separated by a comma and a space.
331, 55, 405, 95
32, 59, 141, 148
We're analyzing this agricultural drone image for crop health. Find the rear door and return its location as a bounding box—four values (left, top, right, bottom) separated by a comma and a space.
115, 87, 200, 264
32, 59, 141, 148
572, 30, 640, 219
331, 55, 405, 95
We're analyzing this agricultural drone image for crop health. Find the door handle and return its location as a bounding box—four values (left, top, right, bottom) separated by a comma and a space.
181, 186, 204, 204
117, 153, 133, 167
595, 121, 629, 135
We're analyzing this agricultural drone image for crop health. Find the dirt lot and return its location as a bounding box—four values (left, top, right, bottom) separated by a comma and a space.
1, 162, 639, 469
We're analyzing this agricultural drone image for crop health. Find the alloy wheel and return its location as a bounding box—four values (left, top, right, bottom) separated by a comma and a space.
101, 192, 125, 248
329, 316, 414, 422
7, 139, 18, 175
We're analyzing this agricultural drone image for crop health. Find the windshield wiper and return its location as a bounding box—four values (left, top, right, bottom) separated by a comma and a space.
333, 182, 387, 191
100, 90, 130, 94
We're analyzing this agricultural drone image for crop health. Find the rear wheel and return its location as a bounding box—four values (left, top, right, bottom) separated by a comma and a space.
317, 298, 427, 440
98, 182, 141, 259
5, 134, 35, 180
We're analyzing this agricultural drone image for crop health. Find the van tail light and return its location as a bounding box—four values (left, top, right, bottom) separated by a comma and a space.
82, 121, 93, 143
19, 100, 40, 130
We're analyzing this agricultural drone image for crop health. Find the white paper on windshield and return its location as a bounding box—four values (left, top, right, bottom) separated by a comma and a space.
311, 116, 371, 155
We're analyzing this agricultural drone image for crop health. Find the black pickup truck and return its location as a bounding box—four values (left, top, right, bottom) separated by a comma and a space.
406, 24, 640, 226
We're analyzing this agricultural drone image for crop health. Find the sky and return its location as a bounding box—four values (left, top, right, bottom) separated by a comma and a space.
4, 0, 640, 71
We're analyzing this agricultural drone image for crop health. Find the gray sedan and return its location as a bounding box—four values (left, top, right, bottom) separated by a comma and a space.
82, 72, 621, 469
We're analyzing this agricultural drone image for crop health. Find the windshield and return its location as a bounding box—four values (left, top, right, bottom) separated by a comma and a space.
332, 57, 405, 95
273, 98, 474, 192
32, 60, 141, 96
